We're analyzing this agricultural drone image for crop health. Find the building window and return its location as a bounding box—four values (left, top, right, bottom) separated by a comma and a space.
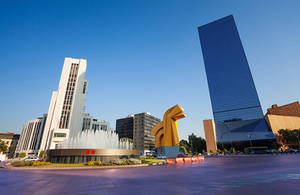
83, 82, 87, 94
54, 133, 67, 137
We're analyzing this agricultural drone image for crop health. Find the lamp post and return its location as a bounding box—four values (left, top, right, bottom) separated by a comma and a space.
246, 133, 254, 148
222, 122, 233, 149
189, 134, 193, 155
217, 133, 226, 151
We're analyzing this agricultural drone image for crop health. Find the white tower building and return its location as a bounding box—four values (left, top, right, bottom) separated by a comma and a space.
41, 57, 88, 150
15, 57, 115, 157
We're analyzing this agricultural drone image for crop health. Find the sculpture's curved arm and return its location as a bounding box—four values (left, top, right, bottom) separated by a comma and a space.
151, 121, 163, 136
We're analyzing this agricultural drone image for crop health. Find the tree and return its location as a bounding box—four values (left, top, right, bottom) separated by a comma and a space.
0, 139, 8, 153
19, 152, 26, 158
9, 146, 15, 151
278, 129, 300, 148
39, 151, 45, 158
188, 133, 206, 154
179, 139, 190, 154
179, 145, 188, 154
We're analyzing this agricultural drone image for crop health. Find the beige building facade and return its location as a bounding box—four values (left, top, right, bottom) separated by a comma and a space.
0, 133, 20, 158
203, 119, 217, 152
265, 102, 300, 134
265, 115, 300, 134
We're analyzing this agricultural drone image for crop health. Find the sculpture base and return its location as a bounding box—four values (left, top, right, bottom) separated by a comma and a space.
156, 146, 180, 158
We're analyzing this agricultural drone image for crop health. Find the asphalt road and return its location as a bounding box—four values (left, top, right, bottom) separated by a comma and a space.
1, 155, 300, 194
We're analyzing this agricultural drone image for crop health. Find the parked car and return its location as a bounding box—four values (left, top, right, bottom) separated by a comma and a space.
38, 158, 45, 162
286, 148, 296, 153
23, 157, 39, 161
177, 154, 188, 158
156, 155, 166, 159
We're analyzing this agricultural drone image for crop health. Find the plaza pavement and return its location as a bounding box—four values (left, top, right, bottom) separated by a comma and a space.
1, 155, 300, 194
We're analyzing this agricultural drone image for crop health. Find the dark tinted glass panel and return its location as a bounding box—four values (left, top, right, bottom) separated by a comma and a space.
198, 15, 275, 142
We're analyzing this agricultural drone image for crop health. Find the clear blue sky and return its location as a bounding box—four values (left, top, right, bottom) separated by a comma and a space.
1, 1, 300, 141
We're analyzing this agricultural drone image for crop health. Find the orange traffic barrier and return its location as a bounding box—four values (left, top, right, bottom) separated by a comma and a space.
192, 157, 198, 162
166, 159, 175, 164
175, 158, 184, 163
183, 157, 192, 163
198, 156, 205, 161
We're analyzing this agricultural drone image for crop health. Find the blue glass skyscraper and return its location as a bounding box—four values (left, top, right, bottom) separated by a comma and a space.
198, 15, 275, 147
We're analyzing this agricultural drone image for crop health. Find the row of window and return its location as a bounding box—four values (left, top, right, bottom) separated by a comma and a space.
54, 133, 66, 137
60, 63, 79, 129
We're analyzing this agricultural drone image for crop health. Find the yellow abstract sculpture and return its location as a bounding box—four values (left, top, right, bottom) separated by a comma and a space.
151, 105, 185, 148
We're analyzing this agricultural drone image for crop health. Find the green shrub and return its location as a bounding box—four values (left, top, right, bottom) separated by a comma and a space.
128, 158, 141, 164
210, 150, 214, 153
94, 161, 101, 165
39, 151, 45, 158
11, 160, 50, 167
217, 149, 222, 153
103, 161, 113, 166
11, 161, 25, 167
19, 152, 26, 158
24, 161, 35, 166
87, 161, 94, 166
32, 161, 50, 166
112, 158, 126, 165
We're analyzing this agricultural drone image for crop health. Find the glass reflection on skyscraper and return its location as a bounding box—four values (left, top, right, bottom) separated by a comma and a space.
198, 15, 275, 145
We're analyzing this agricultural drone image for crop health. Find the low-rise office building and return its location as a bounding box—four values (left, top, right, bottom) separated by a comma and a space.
0, 132, 20, 158
264, 102, 300, 134
116, 112, 160, 153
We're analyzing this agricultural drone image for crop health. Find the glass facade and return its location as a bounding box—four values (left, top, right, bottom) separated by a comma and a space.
198, 15, 275, 143
116, 117, 134, 140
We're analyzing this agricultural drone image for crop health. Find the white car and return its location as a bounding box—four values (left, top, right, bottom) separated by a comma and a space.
23, 157, 39, 161
157, 155, 166, 159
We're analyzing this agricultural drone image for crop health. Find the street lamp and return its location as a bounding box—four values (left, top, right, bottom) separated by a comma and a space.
218, 132, 227, 151
246, 133, 254, 147
189, 134, 193, 155
221, 122, 233, 149
217, 133, 225, 151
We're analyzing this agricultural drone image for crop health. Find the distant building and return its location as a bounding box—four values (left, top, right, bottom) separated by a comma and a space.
198, 15, 276, 150
15, 57, 113, 157
15, 115, 47, 157
116, 112, 160, 152
203, 119, 217, 152
116, 115, 134, 140
82, 113, 114, 132
265, 102, 300, 134
0, 132, 20, 158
